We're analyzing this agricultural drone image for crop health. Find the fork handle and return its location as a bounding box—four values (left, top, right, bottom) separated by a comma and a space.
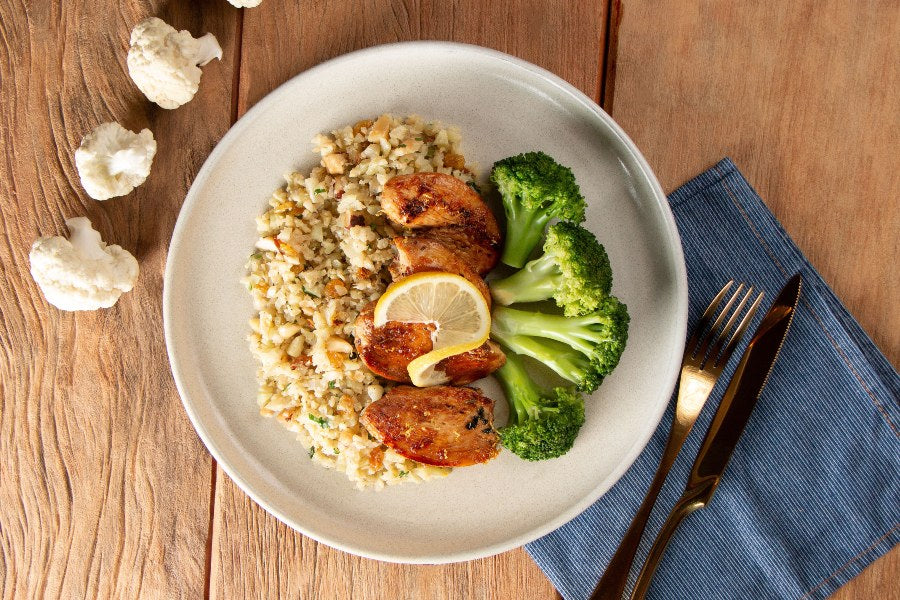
589, 418, 692, 600
628, 482, 713, 600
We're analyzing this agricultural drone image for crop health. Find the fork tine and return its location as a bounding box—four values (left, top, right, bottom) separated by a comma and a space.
685, 280, 733, 357
705, 286, 755, 366
714, 291, 765, 367
694, 283, 744, 360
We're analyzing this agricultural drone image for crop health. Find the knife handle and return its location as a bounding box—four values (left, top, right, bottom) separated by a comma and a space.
628, 480, 715, 600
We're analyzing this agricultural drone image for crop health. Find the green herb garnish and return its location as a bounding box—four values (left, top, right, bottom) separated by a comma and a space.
308, 446, 316, 459
308, 414, 329, 428
328, 380, 337, 389
314, 188, 326, 194
302, 287, 319, 298
398, 470, 409, 477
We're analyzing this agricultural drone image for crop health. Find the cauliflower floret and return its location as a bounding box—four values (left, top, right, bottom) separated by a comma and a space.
227, 0, 263, 6
74, 122, 156, 200
127, 17, 223, 109
29, 217, 139, 311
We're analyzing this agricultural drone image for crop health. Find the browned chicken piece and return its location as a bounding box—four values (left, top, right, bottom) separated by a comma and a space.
416, 227, 499, 276
381, 172, 500, 233
441, 340, 507, 384
361, 385, 500, 467
389, 235, 491, 305
354, 302, 434, 382
381, 173, 501, 274
354, 302, 506, 384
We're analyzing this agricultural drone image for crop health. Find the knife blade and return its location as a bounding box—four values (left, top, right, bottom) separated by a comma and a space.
686, 273, 803, 501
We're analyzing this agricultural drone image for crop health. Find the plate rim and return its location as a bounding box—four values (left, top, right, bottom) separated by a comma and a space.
163, 40, 688, 564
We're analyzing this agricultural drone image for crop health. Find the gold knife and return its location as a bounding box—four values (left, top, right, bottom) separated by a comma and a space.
629, 273, 803, 600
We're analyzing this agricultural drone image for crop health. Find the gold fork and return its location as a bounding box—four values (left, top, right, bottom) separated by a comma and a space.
590, 281, 764, 600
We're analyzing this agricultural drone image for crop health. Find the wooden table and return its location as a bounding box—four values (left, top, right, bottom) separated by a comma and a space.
1, 1, 896, 598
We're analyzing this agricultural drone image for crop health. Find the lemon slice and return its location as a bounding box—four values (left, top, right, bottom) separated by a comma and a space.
373, 271, 491, 387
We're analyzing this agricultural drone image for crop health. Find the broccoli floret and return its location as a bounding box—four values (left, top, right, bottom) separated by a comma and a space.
490, 296, 630, 392
490, 151, 586, 268
494, 351, 585, 461
489, 222, 612, 316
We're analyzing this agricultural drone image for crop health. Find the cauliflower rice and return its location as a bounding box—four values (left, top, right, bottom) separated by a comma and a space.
244, 114, 477, 489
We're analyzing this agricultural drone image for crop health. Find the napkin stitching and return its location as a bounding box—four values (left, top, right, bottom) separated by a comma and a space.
800, 304, 898, 437
716, 168, 899, 437
668, 168, 733, 210
797, 524, 899, 600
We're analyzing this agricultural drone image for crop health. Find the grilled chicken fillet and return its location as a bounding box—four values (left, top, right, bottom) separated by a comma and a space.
381, 172, 501, 274
361, 385, 500, 467
389, 235, 491, 305
354, 302, 506, 385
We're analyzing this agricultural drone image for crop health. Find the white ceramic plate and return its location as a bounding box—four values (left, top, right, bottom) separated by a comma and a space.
164, 42, 687, 564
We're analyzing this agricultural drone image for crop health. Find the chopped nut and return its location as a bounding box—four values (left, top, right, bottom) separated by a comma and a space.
353, 119, 374, 136
255, 237, 278, 252
394, 138, 423, 155
368, 445, 385, 469
326, 336, 354, 353
312, 133, 336, 154
322, 153, 348, 175
273, 238, 300, 264
327, 351, 346, 368
277, 323, 301, 338
286, 335, 305, 357
276, 407, 301, 424
324, 279, 348, 298
444, 152, 465, 170
270, 238, 300, 257
367, 114, 391, 142
337, 394, 355, 416
290, 257, 306, 272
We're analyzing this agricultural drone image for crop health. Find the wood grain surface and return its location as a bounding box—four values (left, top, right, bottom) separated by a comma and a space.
607, 0, 900, 366
0, 0, 895, 599
0, 2, 237, 599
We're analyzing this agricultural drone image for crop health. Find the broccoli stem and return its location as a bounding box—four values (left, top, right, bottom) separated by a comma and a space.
501, 208, 552, 268
490, 252, 561, 305
491, 331, 587, 385
492, 306, 603, 356
493, 352, 541, 425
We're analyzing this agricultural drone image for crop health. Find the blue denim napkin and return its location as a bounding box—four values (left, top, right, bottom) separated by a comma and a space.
526, 158, 900, 600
